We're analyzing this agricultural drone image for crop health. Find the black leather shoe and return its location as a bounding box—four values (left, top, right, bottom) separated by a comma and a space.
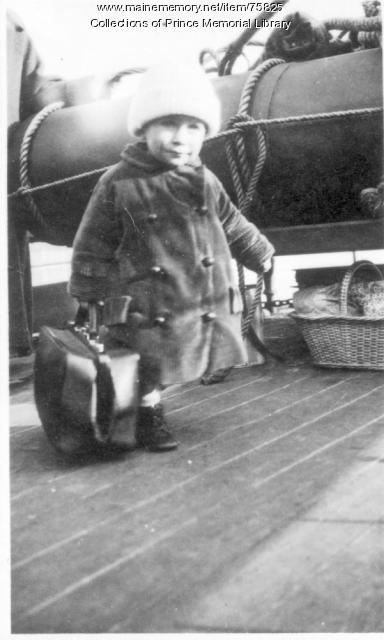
136, 404, 178, 452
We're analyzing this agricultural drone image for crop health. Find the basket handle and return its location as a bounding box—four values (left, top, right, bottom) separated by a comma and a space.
339, 260, 383, 315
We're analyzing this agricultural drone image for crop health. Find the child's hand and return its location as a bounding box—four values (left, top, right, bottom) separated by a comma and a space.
262, 258, 273, 273
78, 300, 89, 313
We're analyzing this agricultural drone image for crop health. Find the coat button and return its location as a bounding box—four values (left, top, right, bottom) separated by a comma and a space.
151, 265, 166, 277
148, 213, 158, 222
154, 316, 166, 326
202, 256, 215, 267
197, 205, 208, 216
202, 311, 216, 322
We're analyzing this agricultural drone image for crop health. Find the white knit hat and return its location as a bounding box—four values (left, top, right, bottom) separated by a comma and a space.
127, 59, 221, 137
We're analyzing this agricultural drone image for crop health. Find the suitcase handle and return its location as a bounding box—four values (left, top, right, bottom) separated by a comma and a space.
74, 301, 103, 329
88, 303, 100, 338
73, 301, 105, 350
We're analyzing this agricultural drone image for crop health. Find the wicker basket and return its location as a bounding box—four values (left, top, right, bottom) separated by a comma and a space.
291, 260, 384, 370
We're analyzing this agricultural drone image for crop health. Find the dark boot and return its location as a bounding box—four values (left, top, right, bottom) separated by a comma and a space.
136, 404, 178, 452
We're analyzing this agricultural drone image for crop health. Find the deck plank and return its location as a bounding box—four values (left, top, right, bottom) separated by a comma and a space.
9, 366, 317, 497
172, 455, 384, 633
11, 369, 384, 632
11, 370, 380, 546
14, 422, 384, 633
10, 315, 384, 633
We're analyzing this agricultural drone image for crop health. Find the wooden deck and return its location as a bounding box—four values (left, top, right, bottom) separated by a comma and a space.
10, 315, 384, 633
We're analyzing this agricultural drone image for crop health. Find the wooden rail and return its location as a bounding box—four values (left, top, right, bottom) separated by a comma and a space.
263, 220, 383, 256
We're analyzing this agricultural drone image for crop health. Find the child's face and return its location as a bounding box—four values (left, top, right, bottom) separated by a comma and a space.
143, 115, 207, 167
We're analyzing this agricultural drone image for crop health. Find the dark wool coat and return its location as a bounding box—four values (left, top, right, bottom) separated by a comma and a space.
69, 142, 274, 384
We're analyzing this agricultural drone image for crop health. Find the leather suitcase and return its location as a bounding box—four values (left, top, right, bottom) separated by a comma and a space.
34, 309, 140, 456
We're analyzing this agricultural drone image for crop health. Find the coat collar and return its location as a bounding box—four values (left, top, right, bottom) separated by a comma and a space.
120, 142, 206, 207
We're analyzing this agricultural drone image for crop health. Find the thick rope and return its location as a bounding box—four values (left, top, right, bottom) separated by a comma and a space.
225, 58, 284, 204
208, 106, 383, 145
18, 102, 64, 235
10, 165, 112, 200
243, 274, 264, 338
225, 58, 285, 338
324, 16, 381, 32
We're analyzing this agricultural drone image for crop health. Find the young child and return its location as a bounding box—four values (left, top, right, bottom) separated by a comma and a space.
69, 60, 274, 452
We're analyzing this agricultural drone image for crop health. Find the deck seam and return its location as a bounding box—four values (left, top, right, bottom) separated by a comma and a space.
300, 518, 384, 524
17, 412, 384, 622
10, 376, 354, 502
19, 516, 198, 620
13, 389, 384, 571
169, 375, 310, 419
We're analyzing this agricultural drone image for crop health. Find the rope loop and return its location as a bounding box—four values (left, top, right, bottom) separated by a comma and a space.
225, 58, 285, 339
238, 57, 285, 114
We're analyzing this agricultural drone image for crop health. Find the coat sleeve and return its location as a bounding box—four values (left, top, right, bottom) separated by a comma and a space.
207, 170, 275, 272
68, 172, 121, 301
